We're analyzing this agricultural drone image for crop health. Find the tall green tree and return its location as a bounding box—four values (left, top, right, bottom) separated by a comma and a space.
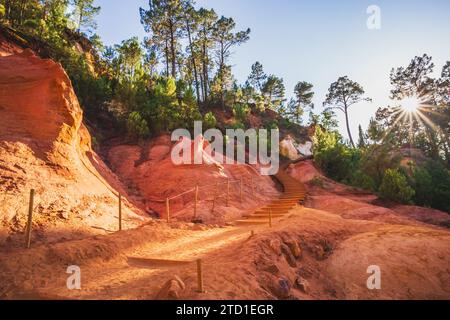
289, 81, 314, 124
261, 75, 285, 110
195, 7, 218, 102
211, 16, 250, 107
140, 0, 185, 79
71, 0, 100, 34
182, 1, 201, 105
375, 55, 449, 165
357, 124, 367, 148
247, 61, 267, 93
323, 76, 371, 148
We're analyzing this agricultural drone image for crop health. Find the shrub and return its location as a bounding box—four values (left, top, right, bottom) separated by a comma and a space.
379, 169, 415, 204
232, 103, 251, 123
313, 127, 361, 182
351, 170, 376, 191
311, 176, 325, 188
204, 112, 217, 129
412, 167, 434, 207
126, 111, 149, 138
413, 161, 450, 213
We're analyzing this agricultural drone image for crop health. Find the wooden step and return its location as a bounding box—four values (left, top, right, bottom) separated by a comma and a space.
235, 219, 271, 225
251, 213, 286, 217
267, 204, 297, 208
254, 209, 290, 214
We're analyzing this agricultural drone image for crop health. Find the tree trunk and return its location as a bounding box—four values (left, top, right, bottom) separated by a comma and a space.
202, 41, 208, 102
199, 72, 205, 102
19, 0, 27, 26
77, 3, 84, 33
219, 43, 225, 109
344, 107, 355, 148
169, 21, 176, 79
5, 0, 11, 21
164, 38, 170, 77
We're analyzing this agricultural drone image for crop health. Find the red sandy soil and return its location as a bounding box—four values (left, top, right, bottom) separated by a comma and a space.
1, 160, 448, 299
0, 50, 147, 249
0, 48, 448, 300
106, 135, 279, 223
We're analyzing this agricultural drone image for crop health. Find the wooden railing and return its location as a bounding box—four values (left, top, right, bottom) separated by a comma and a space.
164, 175, 275, 222
16, 172, 279, 248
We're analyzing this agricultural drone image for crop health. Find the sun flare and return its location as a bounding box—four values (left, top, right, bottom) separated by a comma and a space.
400, 96, 421, 113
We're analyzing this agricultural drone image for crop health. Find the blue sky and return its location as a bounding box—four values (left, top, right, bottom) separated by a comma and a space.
94, 0, 450, 141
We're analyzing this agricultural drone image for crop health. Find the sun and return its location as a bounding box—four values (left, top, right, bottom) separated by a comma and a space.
400, 96, 421, 113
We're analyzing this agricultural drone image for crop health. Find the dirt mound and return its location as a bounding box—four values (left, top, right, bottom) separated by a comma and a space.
326, 224, 450, 299
288, 160, 450, 227
0, 50, 146, 248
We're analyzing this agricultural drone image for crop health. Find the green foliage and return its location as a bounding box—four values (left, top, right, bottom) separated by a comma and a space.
360, 143, 401, 188
262, 75, 285, 110
313, 126, 360, 182
288, 81, 314, 124
71, 0, 101, 35
413, 161, 450, 212
139, 76, 201, 133
247, 62, 266, 92
379, 169, 415, 204
203, 112, 217, 129
232, 103, 250, 123
323, 76, 371, 147
127, 111, 149, 138
373, 54, 450, 165
351, 170, 376, 191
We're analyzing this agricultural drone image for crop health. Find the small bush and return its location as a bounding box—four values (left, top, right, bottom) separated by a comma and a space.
351, 170, 376, 191
232, 103, 251, 123
413, 161, 450, 213
311, 176, 325, 188
204, 112, 217, 129
379, 169, 415, 204
126, 111, 149, 139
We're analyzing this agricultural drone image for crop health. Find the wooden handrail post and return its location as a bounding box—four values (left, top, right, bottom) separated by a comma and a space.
166, 197, 170, 223
25, 189, 35, 249
197, 259, 204, 293
194, 184, 199, 218
269, 208, 272, 228
240, 178, 243, 203
118, 193, 122, 231
226, 178, 230, 207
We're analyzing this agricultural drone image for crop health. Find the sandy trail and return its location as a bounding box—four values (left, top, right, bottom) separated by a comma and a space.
30, 215, 279, 299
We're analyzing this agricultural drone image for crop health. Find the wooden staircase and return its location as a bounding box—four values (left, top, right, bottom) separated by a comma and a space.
235, 168, 306, 225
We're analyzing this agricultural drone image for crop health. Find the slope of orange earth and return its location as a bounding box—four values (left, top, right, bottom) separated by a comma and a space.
0, 50, 147, 249
0, 161, 448, 299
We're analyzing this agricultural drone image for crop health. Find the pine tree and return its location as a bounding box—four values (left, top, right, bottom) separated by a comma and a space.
247, 61, 267, 93
357, 124, 367, 148
323, 76, 371, 148
262, 75, 285, 110
289, 81, 314, 124
71, 0, 100, 34
211, 16, 250, 107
